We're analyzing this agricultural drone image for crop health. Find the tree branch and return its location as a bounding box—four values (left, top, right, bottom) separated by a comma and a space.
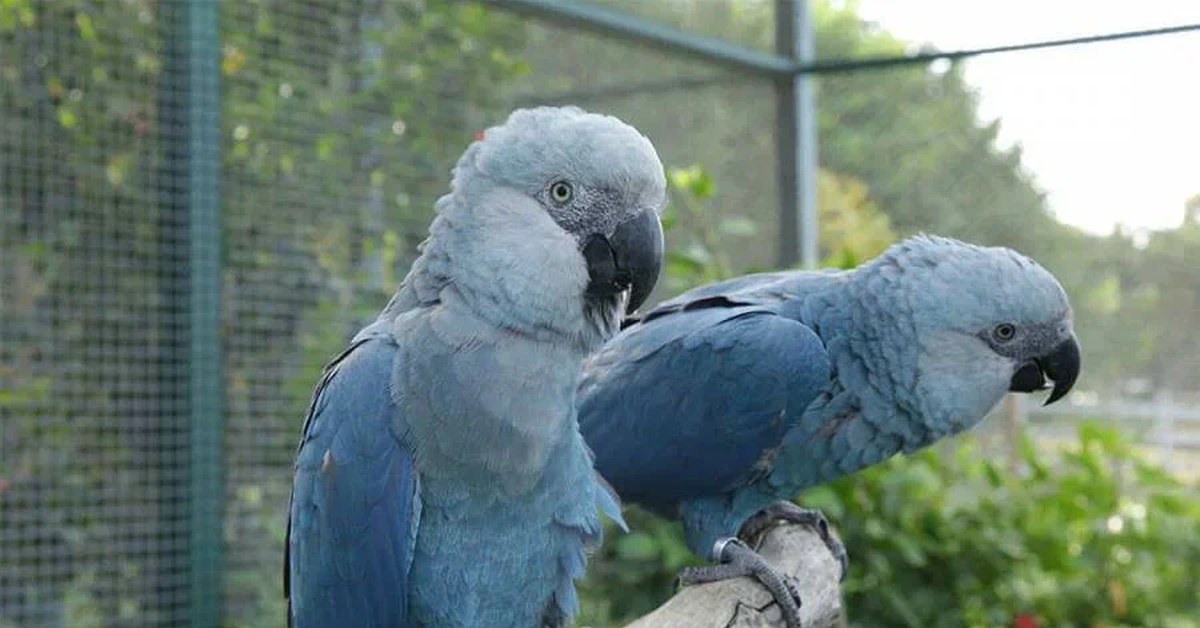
622, 523, 846, 628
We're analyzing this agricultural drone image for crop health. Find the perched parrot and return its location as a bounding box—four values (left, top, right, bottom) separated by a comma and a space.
577, 235, 1081, 626
285, 106, 667, 628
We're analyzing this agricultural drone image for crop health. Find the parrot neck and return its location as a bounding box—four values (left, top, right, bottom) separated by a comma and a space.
394, 296, 594, 494
795, 268, 936, 448
795, 265, 998, 456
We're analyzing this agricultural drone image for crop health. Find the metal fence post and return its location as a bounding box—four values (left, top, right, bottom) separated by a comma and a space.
775, 0, 819, 269
160, 1, 225, 626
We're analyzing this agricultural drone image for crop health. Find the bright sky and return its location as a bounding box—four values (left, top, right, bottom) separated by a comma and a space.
854, 0, 1200, 235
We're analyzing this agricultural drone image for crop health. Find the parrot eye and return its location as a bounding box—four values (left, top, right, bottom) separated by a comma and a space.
992, 323, 1017, 343
549, 180, 574, 205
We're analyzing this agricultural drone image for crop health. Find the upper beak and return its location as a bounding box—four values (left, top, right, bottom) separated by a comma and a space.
582, 209, 664, 314
1008, 333, 1081, 406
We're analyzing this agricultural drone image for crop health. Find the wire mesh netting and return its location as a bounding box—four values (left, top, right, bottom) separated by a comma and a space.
2, 1, 782, 626
1, 2, 189, 625
3, 0, 1198, 627
218, 1, 534, 623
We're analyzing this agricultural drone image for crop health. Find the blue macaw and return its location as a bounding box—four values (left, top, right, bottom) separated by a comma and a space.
285, 106, 667, 627
577, 236, 1081, 625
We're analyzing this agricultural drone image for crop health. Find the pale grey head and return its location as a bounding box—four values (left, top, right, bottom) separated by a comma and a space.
863, 235, 1082, 426
451, 106, 667, 316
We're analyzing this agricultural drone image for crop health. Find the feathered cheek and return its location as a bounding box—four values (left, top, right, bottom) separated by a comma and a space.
525, 218, 590, 286
917, 343, 1012, 422
917, 335, 1009, 391
487, 214, 590, 305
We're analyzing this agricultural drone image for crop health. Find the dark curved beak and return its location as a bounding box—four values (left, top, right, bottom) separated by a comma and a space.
582, 209, 664, 314
1008, 333, 1081, 406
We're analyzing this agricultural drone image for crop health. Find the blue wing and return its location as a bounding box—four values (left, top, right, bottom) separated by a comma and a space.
626, 268, 842, 327
578, 303, 832, 512
625, 272, 786, 328
285, 333, 420, 628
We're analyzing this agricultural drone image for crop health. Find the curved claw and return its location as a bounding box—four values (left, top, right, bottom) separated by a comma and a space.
739, 501, 849, 582
677, 537, 804, 628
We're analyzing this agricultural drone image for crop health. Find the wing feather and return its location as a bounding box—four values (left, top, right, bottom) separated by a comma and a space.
285, 336, 420, 628
578, 305, 831, 511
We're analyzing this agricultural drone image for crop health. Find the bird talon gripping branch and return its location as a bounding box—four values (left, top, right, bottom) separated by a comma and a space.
677, 537, 804, 628
740, 501, 849, 582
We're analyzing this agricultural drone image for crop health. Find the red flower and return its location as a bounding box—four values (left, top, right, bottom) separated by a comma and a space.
474, 131, 486, 142
1014, 613, 1041, 628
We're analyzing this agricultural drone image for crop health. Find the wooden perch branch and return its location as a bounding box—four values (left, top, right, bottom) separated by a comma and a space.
621, 523, 846, 628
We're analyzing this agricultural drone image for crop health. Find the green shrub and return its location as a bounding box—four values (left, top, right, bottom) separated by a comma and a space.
578, 424, 1200, 628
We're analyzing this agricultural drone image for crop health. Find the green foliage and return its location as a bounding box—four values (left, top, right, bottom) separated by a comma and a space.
578, 425, 1200, 628
661, 165, 744, 290
660, 164, 897, 289
1125, 213, 1200, 391
578, 507, 704, 625
2, 2, 191, 621
808, 0, 1199, 394
1053, 214, 1200, 393
822, 424, 1200, 628
817, 169, 896, 267
813, 0, 1057, 250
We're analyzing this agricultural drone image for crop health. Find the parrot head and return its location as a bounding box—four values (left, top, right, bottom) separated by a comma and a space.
858, 235, 1081, 431
452, 106, 667, 322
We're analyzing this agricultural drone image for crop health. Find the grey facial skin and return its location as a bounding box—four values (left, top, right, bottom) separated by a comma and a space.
990, 318, 1081, 405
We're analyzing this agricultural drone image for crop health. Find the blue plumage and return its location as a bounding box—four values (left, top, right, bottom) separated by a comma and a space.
287, 332, 420, 627
579, 305, 829, 513
579, 235, 1080, 564
286, 106, 666, 627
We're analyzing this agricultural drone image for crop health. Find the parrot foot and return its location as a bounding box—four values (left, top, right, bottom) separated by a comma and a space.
739, 500, 848, 582
675, 537, 803, 628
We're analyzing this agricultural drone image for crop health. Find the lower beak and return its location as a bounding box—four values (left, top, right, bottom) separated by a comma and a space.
582, 209, 664, 314
1008, 333, 1082, 406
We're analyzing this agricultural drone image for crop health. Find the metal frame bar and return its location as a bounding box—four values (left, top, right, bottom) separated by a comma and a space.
775, 0, 818, 269
160, 2, 225, 626
481, 0, 796, 76
801, 22, 1200, 74
482, 0, 820, 267
486, 1, 1200, 76
481, 2, 1198, 267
